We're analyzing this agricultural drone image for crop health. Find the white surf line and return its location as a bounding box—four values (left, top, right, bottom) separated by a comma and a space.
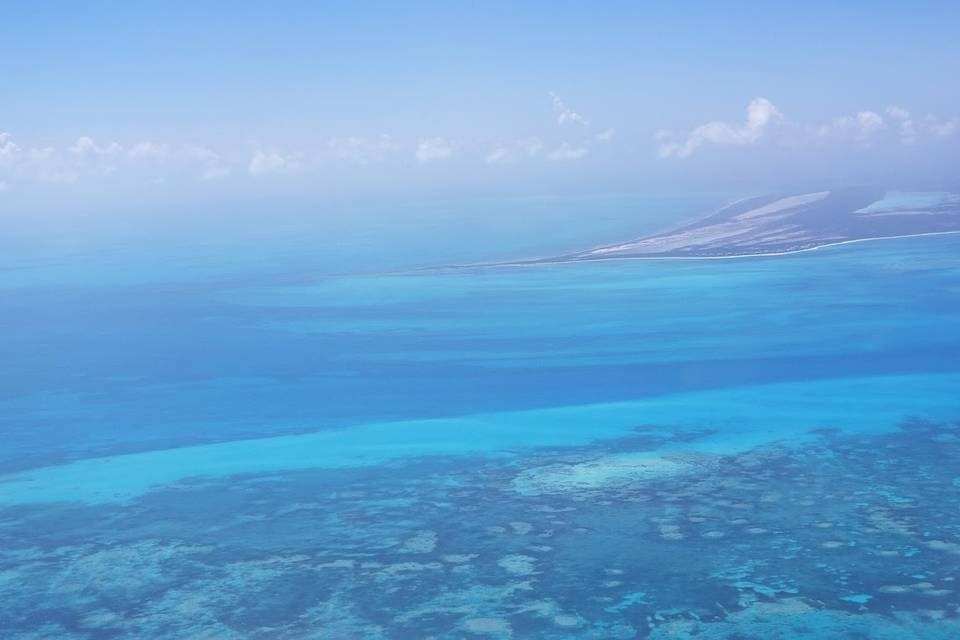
479, 230, 960, 268
330, 229, 960, 278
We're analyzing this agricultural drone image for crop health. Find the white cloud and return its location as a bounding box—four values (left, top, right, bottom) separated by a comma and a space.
815, 106, 960, 146
128, 141, 171, 159
329, 134, 397, 164
2, 133, 237, 184
886, 106, 916, 144
69, 136, 122, 156
183, 144, 220, 163
28, 146, 55, 161
550, 92, 589, 126
200, 165, 230, 181
548, 143, 588, 161
248, 150, 298, 176
416, 137, 455, 163
485, 137, 543, 164
485, 148, 510, 164
178, 144, 229, 180
0, 132, 21, 165
594, 128, 615, 143
926, 115, 958, 138
854, 111, 885, 138
658, 102, 955, 157
659, 97, 783, 158
818, 110, 885, 144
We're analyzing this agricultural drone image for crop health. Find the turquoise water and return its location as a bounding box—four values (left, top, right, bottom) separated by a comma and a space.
2, 194, 960, 638
857, 191, 960, 213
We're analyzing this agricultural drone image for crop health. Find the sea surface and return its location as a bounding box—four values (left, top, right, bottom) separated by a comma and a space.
2, 193, 960, 638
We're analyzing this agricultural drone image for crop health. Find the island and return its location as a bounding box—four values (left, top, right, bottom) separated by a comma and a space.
505, 188, 960, 265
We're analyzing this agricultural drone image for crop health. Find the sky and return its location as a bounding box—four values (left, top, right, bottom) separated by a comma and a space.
1, 1, 959, 211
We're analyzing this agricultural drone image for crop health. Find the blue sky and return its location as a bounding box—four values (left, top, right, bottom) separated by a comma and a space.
1, 1, 959, 206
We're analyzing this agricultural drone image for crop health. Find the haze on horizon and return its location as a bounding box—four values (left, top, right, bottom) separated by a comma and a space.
1, 1, 959, 214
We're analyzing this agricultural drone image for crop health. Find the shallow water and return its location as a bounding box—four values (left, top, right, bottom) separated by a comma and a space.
2, 195, 960, 638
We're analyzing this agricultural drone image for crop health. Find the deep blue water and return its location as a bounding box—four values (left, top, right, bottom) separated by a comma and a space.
2, 194, 960, 638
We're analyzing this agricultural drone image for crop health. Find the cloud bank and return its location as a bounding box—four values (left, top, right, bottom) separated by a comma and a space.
658, 98, 783, 158
416, 137, 455, 163
0, 95, 956, 195
657, 98, 958, 160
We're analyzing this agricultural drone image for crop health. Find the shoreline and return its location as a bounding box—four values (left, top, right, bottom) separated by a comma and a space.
461, 229, 960, 270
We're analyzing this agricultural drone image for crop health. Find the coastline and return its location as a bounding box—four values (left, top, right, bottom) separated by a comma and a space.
466, 229, 960, 270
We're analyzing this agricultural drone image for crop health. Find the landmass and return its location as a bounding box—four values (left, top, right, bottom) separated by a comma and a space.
499, 187, 960, 265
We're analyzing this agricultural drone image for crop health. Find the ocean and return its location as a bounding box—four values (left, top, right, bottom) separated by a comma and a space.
2, 193, 959, 638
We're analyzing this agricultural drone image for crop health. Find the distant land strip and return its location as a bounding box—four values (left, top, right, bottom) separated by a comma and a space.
433, 187, 960, 270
